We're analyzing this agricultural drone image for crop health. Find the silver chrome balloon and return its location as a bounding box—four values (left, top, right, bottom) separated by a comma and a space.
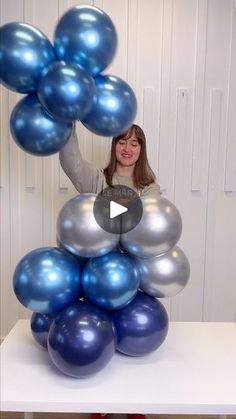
136, 246, 190, 298
121, 196, 182, 258
57, 194, 119, 258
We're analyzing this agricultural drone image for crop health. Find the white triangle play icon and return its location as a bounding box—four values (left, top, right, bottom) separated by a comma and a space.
110, 201, 128, 219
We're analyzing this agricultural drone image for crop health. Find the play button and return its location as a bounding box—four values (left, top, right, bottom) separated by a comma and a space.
93, 185, 143, 234
110, 201, 128, 219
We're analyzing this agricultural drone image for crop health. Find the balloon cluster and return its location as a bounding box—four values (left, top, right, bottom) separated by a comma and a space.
4, 4, 190, 378
0, 5, 137, 156
13, 193, 190, 378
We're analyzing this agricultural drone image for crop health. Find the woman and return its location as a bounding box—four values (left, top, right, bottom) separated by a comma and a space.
59, 123, 161, 197
59, 124, 160, 419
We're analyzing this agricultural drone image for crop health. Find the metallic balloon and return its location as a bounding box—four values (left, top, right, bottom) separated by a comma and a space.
57, 194, 119, 258
30, 312, 53, 349
136, 246, 190, 298
112, 291, 169, 356
121, 196, 182, 258
48, 301, 116, 378
37, 62, 96, 122
0, 22, 55, 93
56, 236, 89, 269
10, 94, 73, 156
82, 251, 140, 310
82, 75, 137, 137
54, 5, 117, 76
13, 247, 81, 316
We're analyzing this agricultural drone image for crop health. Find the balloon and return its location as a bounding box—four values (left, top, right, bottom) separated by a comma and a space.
10, 94, 73, 156
82, 251, 140, 310
136, 246, 190, 298
82, 75, 137, 137
56, 236, 89, 269
0, 22, 55, 93
54, 5, 117, 76
121, 196, 182, 258
30, 312, 53, 349
112, 291, 169, 356
57, 194, 119, 258
37, 62, 95, 122
48, 302, 116, 378
13, 247, 81, 316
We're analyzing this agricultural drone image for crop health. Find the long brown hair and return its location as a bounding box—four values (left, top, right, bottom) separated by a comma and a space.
103, 124, 156, 190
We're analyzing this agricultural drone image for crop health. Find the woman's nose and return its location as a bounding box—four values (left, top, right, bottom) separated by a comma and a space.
124, 142, 130, 151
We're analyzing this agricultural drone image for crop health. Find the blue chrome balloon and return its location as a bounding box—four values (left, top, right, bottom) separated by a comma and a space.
0, 22, 55, 93
13, 247, 81, 316
82, 75, 137, 137
57, 194, 119, 258
30, 312, 53, 349
10, 94, 73, 156
112, 291, 169, 356
48, 301, 116, 378
82, 251, 140, 310
38, 62, 96, 122
54, 5, 117, 76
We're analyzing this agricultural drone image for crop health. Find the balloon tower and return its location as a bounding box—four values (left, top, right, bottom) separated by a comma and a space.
1, 5, 190, 378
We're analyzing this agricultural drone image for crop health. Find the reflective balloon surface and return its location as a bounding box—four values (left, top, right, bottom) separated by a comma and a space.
82, 251, 140, 310
82, 75, 137, 137
136, 246, 190, 298
38, 62, 95, 122
48, 302, 116, 378
56, 236, 89, 269
112, 291, 169, 356
57, 194, 119, 258
54, 5, 117, 76
13, 247, 81, 316
0, 22, 55, 93
30, 312, 53, 349
10, 95, 73, 156
121, 196, 182, 258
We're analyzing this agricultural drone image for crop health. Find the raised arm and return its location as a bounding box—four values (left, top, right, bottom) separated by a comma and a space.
59, 128, 101, 193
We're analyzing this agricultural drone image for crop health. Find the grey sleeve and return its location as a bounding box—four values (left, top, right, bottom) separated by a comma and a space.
141, 182, 162, 197
59, 130, 101, 193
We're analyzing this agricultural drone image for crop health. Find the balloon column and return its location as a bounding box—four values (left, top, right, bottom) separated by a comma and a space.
12, 192, 189, 377
6, 5, 190, 378
0, 5, 137, 155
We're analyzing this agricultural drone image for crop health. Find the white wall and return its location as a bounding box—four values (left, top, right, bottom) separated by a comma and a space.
1, 0, 236, 339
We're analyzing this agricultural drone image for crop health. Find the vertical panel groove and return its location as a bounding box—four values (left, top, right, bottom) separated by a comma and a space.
143, 87, 156, 170
224, 0, 236, 192
25, 155, 36, 189
190, 0, 208, 192
173, 88, 188, 203
127, 0, 138, 90
58, 162, 69, 190
158, 0, 174, 193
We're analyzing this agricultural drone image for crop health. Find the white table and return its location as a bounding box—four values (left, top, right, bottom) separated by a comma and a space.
1, 320, 236, 417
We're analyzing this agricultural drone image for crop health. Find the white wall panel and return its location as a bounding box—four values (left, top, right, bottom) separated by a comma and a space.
224, 0, 236, 192
190, 0, 208, 192
1, 0, 236, 339
1, 0, 25, 338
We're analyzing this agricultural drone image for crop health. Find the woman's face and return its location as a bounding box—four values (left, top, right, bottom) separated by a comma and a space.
115, 132, 141, 168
